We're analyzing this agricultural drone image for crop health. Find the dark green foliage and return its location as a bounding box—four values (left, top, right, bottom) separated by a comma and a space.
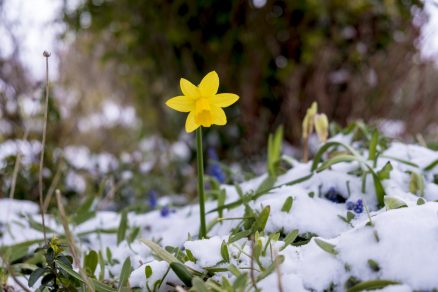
62, 0, 424, 152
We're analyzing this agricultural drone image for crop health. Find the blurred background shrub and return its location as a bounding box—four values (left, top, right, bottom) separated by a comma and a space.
0, 0, 437, 206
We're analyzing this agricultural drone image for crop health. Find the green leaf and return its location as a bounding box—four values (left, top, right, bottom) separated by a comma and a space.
55, 258, 117, 292
185, 249, 196, 263
424, 159, 438, 171
118, 257, 131, 291
208, 174, 312, 214
145, 265, 152, 278
117, 210, 128, 245
252, 206, 270, 233
228, 229, 252, 243
84, 250, 98, 277
220, 240, 230, 263
311, 141, 361, 172
128, 226, 141, 244
316, 154, 357, 172
368, 130, 379, 162
192, 276, 209, 292
409, 171, 425, 196
280, 229, 299, 251
314, 238, 338, 255
281, 196, 293, 213
28, 267, 49, 287
417, 198, 426, 205
98, 251, 105, 281
367, 259, 380, 272
267, 126, 283, 177
256, 255, 284, 282
384, 197, 407, 210
347, 280, 400, 292
140, 239, 180, 264
170, 262, 193, 287
377, 162, 393, 180
256, 175, 276, 194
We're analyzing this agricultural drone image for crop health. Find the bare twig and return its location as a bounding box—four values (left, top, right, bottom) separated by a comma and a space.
39, 51, 51, 243
43, 159, 64, 212
250, 238, 258, 290
56, 190, 95, 291
9, 129, 29, 199
273, 251, 284, 292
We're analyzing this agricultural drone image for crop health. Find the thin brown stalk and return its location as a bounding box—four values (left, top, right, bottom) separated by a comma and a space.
55, 190, 95, 291
9, 128, 30, 199
39, 51, 51, 243
303, 136, 309, 163
273, 251, 284, 292
249, 238, 258, 290
43, 159, 64, 212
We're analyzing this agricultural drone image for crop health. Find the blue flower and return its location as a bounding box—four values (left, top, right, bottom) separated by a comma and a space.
148, 190, 158, 209
160, 206, 170, 217
325, 187, 346, 203
346, 199, 364, 214
346, 201, 355, 210
207, 148, 225, 183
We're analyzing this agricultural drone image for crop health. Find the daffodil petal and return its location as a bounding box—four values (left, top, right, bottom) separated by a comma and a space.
211, 106, 227, 126
199, 71, 219, 96
166, 96, 195, 112
210, 93, 239, 108
185, 111, 200, 133
180, 78, 199, 98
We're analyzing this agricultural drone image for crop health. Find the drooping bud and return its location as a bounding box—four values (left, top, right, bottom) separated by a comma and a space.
302, 102, 318, 139
315, 113, 329, 143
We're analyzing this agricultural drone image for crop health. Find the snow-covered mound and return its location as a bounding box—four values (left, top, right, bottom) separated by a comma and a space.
1, 136, 438, 291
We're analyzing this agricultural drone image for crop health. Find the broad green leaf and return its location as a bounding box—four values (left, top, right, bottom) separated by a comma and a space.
311, 141, 361, 172
256, 175, 276, 194
417, 198, 426, 205
316, 154, 357, 172
140, 239, 180, 263
192, 276, 208, 292
280, 229, 299, 251
281, 196, 293, 213
368, 130, 379, 162
314, 238, 337, 255
55, 258, 116, 292
424, 159, 438, 171
347, 280, 400, 292
384, 197, 407, 210
228, 229, 252, 243
252, 206, 270, 233
367, 259, 380, 272
118, 257, 131, 291
83, 250, 98, 277
117, 210, 128, 245
409, 171, 425, 196
220, 240, 230, 263
145, 265, 152, 278
170, 262, 193, 287
377, 162, 393, 180
28, 267, 49, 287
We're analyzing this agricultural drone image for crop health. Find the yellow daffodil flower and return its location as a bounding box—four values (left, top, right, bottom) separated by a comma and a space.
165, 71, 239, 133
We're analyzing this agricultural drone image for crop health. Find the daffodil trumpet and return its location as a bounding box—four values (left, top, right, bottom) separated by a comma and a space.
166, 71, 239, 239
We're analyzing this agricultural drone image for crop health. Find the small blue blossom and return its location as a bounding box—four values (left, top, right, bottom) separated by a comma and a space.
325, 187, 346, 203
346, 199, 364, 214
346, 201, 355, 210
160, 206, 170, 217
207, 148, 225, 183
148, 190, 158, 209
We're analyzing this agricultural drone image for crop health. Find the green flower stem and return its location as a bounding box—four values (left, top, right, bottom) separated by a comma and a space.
196, 127, 207, 239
